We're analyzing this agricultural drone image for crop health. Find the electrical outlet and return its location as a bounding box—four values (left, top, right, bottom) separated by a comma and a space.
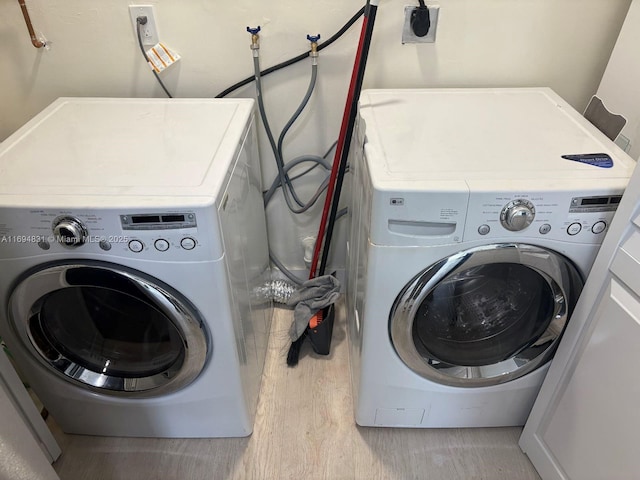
402, 4, 439, 44
129, 5, 159, 46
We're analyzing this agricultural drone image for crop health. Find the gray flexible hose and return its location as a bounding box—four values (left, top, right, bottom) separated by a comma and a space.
253, 52, 342, 284
276, 64, 319, 208
254, 57, 324, 214
263, 153, 332, 207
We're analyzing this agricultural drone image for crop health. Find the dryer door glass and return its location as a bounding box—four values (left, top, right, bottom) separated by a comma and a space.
34, 287, 184, 377
9, 263, 208, 396
390, 244, 583, 387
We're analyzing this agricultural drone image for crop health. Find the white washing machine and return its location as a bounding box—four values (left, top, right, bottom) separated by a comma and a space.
0, 98, 272, 438
346, 88, 636, 428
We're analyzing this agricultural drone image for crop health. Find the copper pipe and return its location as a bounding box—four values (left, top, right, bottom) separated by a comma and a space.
18, 0, 45, 48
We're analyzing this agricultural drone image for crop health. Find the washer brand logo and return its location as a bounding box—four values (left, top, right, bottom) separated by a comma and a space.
390, 198, 404, 206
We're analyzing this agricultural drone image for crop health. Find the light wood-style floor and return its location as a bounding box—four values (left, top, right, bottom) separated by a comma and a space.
49, 306, 541, 480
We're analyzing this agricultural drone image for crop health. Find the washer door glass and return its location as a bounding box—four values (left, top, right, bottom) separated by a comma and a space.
9, 263, 208, 396
390, 244, 584, 387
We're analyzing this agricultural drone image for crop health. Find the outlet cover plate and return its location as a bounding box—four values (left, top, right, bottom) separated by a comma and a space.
129, 5, 159, 46
402, 5, 439, 44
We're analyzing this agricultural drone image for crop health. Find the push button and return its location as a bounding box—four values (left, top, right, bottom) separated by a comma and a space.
592, 221, 607, 234
539, 224, 552, 235
478, 224, 490, 236
180, 237, 196, 250
154, 239, 170, 251
567, 223, 582, 236
128, 240, 144, 253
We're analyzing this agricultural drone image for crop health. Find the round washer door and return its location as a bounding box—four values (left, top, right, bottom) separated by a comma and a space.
390, 243, 584, 387
8, 262, 208, 397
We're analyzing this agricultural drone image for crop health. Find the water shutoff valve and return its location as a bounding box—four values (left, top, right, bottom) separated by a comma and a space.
307, 34, 320, 65
247, 26, 261, 51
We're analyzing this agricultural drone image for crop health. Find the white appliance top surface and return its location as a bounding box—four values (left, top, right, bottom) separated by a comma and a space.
359, 88, 636, 185
0, 97, 253, 206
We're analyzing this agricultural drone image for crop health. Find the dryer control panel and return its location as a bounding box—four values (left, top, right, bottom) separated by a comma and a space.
465, 191, 624, 244
0, 208, 221, 262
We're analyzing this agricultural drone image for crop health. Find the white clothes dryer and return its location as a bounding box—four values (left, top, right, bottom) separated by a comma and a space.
346, 88, 636, 428
0, 98, 272, 438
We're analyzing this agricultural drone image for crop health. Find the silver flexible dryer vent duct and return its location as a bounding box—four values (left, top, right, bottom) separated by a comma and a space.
255, 279, 297, 305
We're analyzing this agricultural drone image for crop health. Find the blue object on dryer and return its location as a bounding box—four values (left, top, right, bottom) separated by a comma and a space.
561, 153, 614, 168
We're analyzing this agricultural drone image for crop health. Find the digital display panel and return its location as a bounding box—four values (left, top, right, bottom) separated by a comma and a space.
161, 215, 185, 223
121, 213, 197, 230
570, 195, 623, 213
581, 197, 608, 206
132, 216, 161, 224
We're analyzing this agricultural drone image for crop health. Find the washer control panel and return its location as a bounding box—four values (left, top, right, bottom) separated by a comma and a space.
465, 191, 624, 243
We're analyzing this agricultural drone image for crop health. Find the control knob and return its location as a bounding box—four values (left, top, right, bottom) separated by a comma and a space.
52, 216, 88, 247
500, 199, 536, 232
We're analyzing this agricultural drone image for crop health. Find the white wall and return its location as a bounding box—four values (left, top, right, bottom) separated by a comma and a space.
597, 0, 640, 160
0, 0, 632, 274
